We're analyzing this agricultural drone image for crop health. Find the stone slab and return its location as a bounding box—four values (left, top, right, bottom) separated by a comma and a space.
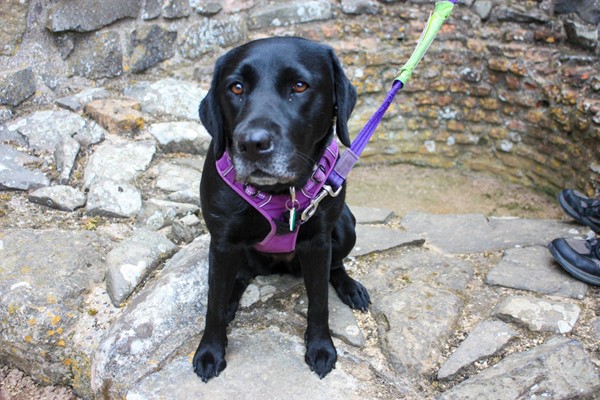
352, 224, 424, 257
349, 205, 394, 225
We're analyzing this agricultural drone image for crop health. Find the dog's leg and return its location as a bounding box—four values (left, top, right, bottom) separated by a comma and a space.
226, 265, 254, 324
299, 245, 337, 378
193, 243, 242, 382
330, 205, 371, 311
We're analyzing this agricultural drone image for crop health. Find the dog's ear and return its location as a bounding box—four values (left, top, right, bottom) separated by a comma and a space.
330, 49, 357, 148
199, 63, 226, 159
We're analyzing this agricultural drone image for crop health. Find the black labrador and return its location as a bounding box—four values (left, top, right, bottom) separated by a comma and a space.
194, 36, 371, 382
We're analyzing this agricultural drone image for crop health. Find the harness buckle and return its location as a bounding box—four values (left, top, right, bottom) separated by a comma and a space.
300, 184, 342, 222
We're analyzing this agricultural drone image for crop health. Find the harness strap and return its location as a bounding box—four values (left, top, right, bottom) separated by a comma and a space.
216, 140, 339, 254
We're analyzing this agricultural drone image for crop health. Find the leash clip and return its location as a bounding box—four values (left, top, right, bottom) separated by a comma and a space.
300, 184, 342, 222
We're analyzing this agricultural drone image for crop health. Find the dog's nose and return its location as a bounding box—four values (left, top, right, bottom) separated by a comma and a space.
236, 129, 273, 160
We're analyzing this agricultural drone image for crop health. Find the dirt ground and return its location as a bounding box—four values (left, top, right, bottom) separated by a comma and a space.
0, 164, 569, 399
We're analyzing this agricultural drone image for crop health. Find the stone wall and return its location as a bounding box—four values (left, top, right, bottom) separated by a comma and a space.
1, 0, 599, 195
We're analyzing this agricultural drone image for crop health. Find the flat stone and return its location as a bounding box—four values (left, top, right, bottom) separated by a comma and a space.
85, 99, 145, 134
340, 0, 379, 15
105, 228, 178, 307
375, 282, 463, 375
493, 5, 550, 23
191, 0, 222, 15
239, 274, 302, 308
46, 0, 141, 33
54, 135, 80, 184
0, 68, 36, 107
0, 229, 111, 398
493, 295, 580, 334
162, 0, 191, 18
91, 236, 210, 398
171, 214, 204, 244
0, 0, 28, 56
124, 79, 206, 120
361, 248, 474, 294
472, 0, 493, 20
129, 25, 177, 73
146, 198, 200, 218
564, 19, 598, 51
149, 121, 211, 154
152, 161, 202, 193
296, 284, 366, 347
56, 87, 110, 112
141, 0, 161, 19
86, 179, 143, 218
248, 0, 333, 30
8, 109, 104, 152
486, 246, 588, 299
128, 327, 383, 400
179, 16, 247, 59
83, 141, 156, 189
437, 320, 518, 380
350, 206, 394, 224
28, 185, 86, 211
68, 31, 123, 79
0, 145, 49, 191
402, 212, 581, 254
352, 224, 424, 257
438, 336, 600, 400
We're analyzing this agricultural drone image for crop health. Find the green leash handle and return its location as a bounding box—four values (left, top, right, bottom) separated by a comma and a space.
395, 0, 456, 86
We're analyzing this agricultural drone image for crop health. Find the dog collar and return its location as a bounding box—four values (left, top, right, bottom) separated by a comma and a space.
216, 140, 339, 254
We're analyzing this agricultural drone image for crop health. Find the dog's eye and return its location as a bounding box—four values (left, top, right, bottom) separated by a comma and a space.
230, 82, 244, 95
292, 82, 309, 93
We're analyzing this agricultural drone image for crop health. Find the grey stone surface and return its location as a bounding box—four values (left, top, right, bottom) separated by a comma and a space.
83, 140, 156, 189
296, 284, 366, 347
0, 229, 111, 397
486, 245, 588, 299
239, 274, 302, 309
473, 0, 493, 20
162, 0, 191, 18
248, 0, 333, 30
68, 31, 123, 79
171, 214, 204, 244
592, 316, 600, 340
437, 320, 517, 380
152, 160, 202, 193
191, 0, 222, 15
0, 145, 49, 191
142, 0, 162, 19
0, 0, 29, 56
56, 88, 110, 112
28, 185, 86, 212
564, 19, 598, 51
494, 295, 580, 334
438, 336, 600, 400
128, 327, 385, 400
91, 235, 210, 398
124, 79, 206, 120
352, 224, 424, 257
350, 205, 394, 224
402, 212, 581, 254
105, 228, 178, 306
0, 68, 36, 107
340, 0, 379, 15
179, 16, 247, 59
86, 179, 143, 218
47, 0, 141, 33
54, 135, 80, 184
493, 5, 550, 23
8, 109, 104, 152
376, 282, 463, 375
129, 25, 177, 73
149, 121, 211, 154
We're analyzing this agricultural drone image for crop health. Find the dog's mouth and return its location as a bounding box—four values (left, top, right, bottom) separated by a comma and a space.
234, 164, 297, 189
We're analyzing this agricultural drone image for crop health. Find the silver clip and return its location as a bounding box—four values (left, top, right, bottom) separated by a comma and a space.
300, 185, 343, 222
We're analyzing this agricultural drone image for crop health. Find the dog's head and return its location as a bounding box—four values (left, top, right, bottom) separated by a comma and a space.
199, 37, 357, 192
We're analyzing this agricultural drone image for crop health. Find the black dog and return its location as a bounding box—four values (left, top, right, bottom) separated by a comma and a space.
194, 37, 371, 382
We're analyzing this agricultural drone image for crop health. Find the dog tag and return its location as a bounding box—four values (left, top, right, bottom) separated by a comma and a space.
288, 207, 297, 231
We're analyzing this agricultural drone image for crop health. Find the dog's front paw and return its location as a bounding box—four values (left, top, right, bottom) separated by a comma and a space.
193, 342, 227, 383
332, 276, 371, 311
305, 334, 337, 379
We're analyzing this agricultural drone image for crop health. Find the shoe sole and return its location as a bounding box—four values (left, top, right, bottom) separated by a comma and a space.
548, 242, 600, 286
558, 191, 600, 234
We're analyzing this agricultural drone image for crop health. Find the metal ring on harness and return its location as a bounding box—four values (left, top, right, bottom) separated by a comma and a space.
300, 184, 343, 222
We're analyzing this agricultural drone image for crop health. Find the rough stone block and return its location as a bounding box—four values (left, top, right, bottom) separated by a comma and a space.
47, 0, 141, 32
0, 0, 29, 56
68, 31, 123, 79
85, 99, 144, 134
179, 16, 247, 59
0, 68, 36, 107
248, 0, 333, 30
129, 25, 177, 73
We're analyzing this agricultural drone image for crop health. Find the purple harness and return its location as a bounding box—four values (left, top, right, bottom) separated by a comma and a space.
216, 140, 340, 254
